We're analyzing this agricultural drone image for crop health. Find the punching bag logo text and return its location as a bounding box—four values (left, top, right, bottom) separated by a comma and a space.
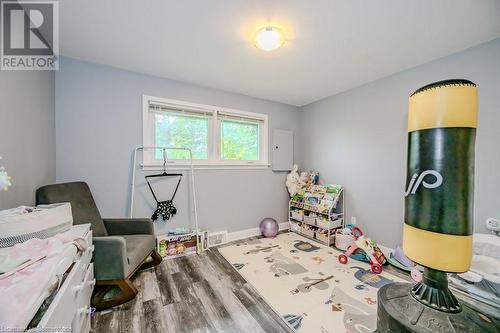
404, 170, 443, 196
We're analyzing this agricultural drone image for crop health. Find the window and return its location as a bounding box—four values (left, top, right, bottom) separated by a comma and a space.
143, 95, 268, 167
154, 112, 209, 160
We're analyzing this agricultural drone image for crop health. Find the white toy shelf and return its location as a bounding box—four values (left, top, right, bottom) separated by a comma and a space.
288, 186, 345, 247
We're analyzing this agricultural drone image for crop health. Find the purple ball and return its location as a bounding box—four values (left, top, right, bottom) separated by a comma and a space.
260, 218, 279, 238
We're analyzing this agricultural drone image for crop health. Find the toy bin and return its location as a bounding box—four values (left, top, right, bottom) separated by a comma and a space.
316, 218, 343, 230
335, 230, 355, 251
301, 225, 315, 238
290, 211, 303, 221
290, 221, 301, 232
316, 231, 335, 244
303, 215, 316, 224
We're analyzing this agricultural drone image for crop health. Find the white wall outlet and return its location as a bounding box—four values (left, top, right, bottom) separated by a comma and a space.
351, 216, 357, 225
486, 218, 500, 232
208, 230, 228, 247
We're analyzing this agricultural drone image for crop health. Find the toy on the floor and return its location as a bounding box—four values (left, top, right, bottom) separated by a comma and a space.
260, 217, 279, 238
377, 81, 493, 331
338, 227, 386, 274
385, 245, 424, 282
334, 227, 356, 250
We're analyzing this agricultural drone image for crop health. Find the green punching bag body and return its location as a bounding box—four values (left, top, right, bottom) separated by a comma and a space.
404, 79, 477, 311
377, 80, 499, 332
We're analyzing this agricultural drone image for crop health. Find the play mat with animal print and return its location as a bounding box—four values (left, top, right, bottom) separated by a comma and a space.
219, 232, 407, 333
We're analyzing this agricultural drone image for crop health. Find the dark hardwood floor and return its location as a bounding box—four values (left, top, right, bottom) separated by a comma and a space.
91, 240, 293, 333
90, 233, 498, 332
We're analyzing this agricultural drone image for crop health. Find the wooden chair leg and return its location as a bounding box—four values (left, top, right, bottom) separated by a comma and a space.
92, 278, 138, 311
92, 251, 161, 311
138, 250, 163, 271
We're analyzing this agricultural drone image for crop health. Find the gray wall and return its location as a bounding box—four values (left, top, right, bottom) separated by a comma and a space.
55, 40, 499, 242
56, 57, 300, 235
299, 38, 500, 248
0, 70, 56, 209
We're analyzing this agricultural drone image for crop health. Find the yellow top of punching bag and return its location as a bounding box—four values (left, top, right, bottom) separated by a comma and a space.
408, 80, 477, 132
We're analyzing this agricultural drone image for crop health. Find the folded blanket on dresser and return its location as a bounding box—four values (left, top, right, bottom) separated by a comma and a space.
0, 233, 88, 329
0, 203, 73, 248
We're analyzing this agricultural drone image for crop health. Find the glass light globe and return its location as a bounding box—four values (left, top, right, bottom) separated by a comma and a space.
255, 27, 284, 51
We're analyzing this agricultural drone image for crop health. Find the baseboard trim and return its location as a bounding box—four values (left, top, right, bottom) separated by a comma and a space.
225, 223, 395, 257
226, 222, 290, 243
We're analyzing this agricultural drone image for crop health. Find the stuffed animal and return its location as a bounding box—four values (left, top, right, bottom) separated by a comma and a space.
309, 170, 320, 185
285, 164, 300, 196
298, 171, 312, 188
0, 157, 11, 192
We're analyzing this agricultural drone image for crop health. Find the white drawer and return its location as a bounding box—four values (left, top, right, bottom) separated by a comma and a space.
37, 240, 94, 331
39, 261, 87, 329
37, 270, 79, 328
72, 263, 94, 333
80, 230, 94, 266
78, 313, 91, 333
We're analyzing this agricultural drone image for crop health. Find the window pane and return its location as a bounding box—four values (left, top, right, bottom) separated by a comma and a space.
220, 120, 259, 160
154, 113, 208, 160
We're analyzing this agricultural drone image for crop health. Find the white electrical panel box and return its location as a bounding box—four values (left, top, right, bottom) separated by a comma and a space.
272, 129, 293, 171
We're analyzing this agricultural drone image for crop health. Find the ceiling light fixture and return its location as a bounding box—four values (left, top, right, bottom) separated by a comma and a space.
255, 26, 285, 51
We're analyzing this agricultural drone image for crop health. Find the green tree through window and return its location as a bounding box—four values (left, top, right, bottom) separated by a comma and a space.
220, 120, 259, 160
154, 113, 208, 160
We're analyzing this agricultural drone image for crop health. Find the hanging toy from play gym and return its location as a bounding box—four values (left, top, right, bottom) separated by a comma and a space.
145, 148, 182, 221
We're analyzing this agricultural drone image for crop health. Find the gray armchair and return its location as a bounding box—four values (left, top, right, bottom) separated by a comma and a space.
36, 181, 162, 310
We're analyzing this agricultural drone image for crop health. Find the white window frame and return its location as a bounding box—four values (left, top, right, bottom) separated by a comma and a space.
143, 95, 269, 168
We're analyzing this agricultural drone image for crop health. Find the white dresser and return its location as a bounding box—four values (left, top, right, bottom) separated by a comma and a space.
34, 224, 95, 333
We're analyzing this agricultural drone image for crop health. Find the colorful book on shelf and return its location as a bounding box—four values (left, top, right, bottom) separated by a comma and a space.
291, 184, 342, 213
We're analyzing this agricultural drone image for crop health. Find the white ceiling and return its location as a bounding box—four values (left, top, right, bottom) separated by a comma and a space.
59, 1, 500, 106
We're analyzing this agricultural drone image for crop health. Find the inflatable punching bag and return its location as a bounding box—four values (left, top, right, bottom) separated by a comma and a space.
377, 80, 497, 332
404, 79, 477, 311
